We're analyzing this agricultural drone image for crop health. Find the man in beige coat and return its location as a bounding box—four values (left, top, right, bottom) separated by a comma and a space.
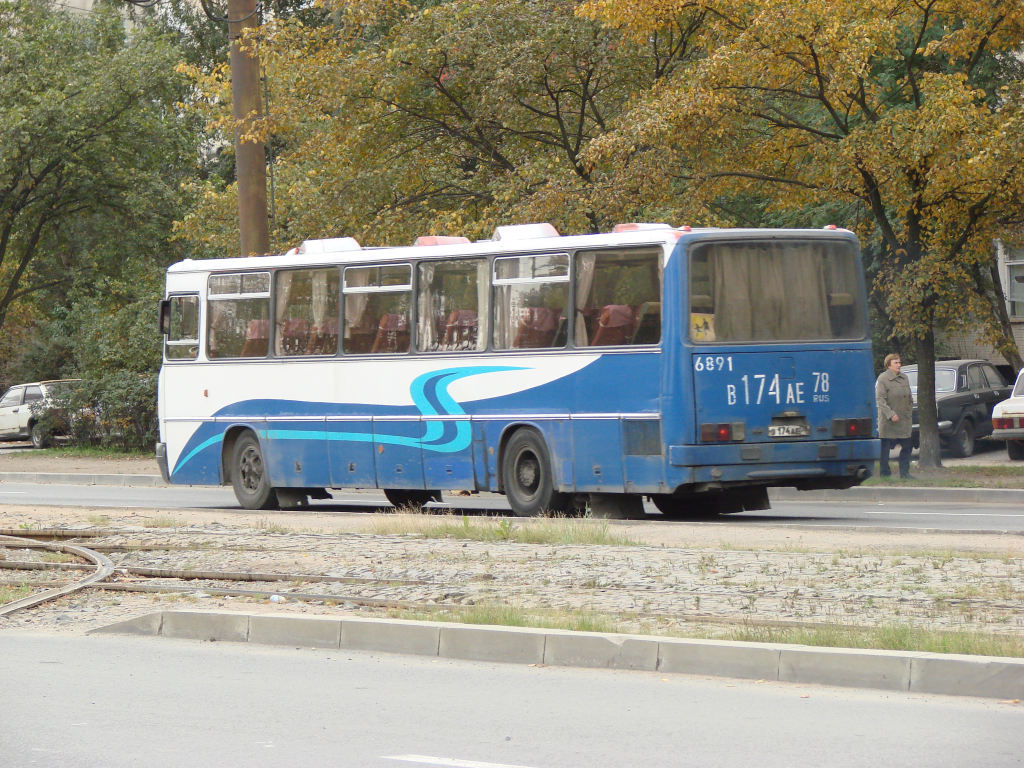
876, 352, 914, 479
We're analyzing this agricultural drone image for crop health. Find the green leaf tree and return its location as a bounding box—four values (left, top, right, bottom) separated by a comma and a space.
0, 0, 196, 338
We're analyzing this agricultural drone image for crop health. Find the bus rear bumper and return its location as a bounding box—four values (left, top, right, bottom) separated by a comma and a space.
668, 439, 879, 486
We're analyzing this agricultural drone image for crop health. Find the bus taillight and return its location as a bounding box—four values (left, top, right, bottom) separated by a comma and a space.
700, 422, 745, 442
832, 417, 872, 437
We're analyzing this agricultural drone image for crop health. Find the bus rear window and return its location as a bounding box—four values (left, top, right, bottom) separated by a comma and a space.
688, 240, 865, 342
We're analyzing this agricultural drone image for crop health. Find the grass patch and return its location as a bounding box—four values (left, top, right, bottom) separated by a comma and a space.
392, 604, 621, 634
722, 623, 1024, 658
22, 445, 150, 460
366, 513, 639, 546
148, 516, 187, 528
39, 552, 78, 563
863, 462, 1024, 489
256, 518, 294, 534
382, 604, 1024, 658
0, 583, 33, 604
87, 514, 111, 526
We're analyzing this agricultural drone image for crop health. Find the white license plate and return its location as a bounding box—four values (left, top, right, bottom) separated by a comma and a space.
768, 424, 810, 437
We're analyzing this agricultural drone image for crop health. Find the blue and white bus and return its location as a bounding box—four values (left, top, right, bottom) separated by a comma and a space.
157, 223, 878, 517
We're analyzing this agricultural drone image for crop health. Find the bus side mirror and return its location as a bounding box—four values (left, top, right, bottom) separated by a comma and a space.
159, 299, 171, 336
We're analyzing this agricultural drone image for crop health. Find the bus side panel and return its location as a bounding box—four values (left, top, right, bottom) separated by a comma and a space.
374, 417, 426, 490
164, 419, 223, 485
570, 353, 662, 493
570, 417, 624, 492
265, 417, 331, 488
327, 417, 376, 488
422, 416, 476, 489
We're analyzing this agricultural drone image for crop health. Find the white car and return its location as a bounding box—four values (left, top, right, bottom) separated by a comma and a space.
0, 379, 80, 448
991, 369, 1024, 460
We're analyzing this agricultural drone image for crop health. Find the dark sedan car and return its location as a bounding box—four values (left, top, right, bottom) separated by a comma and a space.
902, 359, 1012, 457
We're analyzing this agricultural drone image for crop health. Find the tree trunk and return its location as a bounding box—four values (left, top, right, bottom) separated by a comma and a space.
915, 329, 943, 469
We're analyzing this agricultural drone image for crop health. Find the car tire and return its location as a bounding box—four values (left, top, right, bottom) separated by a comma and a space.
1008, 440, 1024, 461
949, 420, 975, 458
30, 422, 51, 450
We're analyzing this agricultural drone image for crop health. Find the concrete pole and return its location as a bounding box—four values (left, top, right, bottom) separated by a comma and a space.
227, 0, 270, 257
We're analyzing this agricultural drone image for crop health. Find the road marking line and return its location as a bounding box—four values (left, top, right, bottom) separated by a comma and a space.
0, 491, 26, 495
384, 756, 541, 768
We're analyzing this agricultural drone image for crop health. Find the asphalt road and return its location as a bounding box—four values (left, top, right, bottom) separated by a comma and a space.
1, 480, 1023, 532
1, 633, 1020, 768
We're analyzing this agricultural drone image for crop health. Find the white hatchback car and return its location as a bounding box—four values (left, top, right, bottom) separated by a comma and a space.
991, 369, 1024, 460
0, 379, 80, 448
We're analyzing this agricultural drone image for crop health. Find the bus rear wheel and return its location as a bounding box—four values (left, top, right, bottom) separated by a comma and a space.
502, 429, 571, 517
384, 489, 442, 509
231, 432, 278, 510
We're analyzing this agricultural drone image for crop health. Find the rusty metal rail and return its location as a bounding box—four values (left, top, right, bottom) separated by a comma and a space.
0, 534, 114, 618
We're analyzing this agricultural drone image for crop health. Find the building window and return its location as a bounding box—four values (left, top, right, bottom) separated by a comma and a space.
1007, 261, 1024, 319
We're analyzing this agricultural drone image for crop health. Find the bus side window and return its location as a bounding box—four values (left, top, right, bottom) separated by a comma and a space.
275, 268, 340, 356
344, 265, 411, 355
574, 248, 661, 346
207, 273, 271, 359
417, 259, 488, 352
492, 254, 569, 350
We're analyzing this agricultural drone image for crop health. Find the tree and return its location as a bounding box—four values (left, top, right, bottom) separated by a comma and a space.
175, 0, 704, 251
0, 0, 196, 338
581, 0, 1024, 467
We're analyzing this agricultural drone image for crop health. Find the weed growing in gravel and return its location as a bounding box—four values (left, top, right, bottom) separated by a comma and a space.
366, 513, 639, 546
148, 516, 186, 528
39, 552, 78, 563
0, 583, 32, 604
87, 515, 111, 526
407, 604, 620, 633
255, 518, 293, 534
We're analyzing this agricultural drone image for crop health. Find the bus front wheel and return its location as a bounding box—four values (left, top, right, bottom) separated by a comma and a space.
502, 429, 571, 517
231, 432, 278, 510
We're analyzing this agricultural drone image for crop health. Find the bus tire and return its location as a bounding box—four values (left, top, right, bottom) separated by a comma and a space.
231, 432, 278, 510
384, 489, 442, 509
502, 429, 571, 517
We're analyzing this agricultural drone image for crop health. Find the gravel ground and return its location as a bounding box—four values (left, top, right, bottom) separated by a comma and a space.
1, 450, 1022, 641
2, 510, 1022, 640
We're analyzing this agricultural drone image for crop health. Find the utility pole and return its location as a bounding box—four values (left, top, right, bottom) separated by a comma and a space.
227, 0, 270, 257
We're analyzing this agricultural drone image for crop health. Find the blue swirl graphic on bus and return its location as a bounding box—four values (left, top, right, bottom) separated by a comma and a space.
170, 365, 522, 477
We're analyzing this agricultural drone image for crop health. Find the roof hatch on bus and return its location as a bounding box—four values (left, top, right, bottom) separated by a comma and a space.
295, 237, 361, 255
491, 223, 560, 241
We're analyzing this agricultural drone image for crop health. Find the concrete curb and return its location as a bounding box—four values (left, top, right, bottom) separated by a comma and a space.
0, 472, 167, 487
90, 610, 1024, 700
2, 471, 1024, 505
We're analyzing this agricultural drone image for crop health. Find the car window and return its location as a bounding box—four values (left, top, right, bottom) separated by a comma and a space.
24, 385, 43, 402
904, 368, 956, 392
1014, 372, 1024, 398
967, 365, 988, 391
982, 365, 1006, 387
0, 387, 24, 408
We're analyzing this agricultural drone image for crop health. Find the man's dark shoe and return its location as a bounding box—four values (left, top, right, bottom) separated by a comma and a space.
900, 474, 915, 480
